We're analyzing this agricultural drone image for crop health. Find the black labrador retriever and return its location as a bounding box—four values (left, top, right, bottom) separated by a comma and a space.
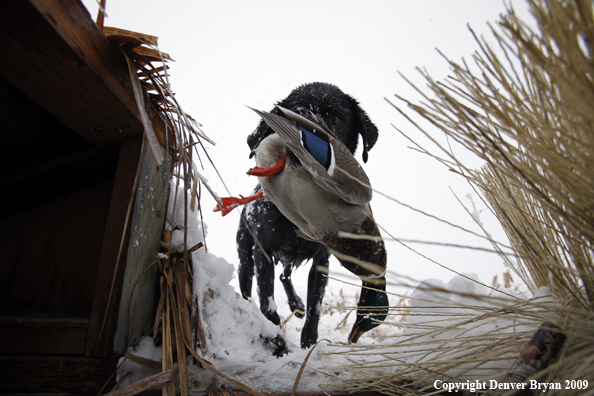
236, 82, 379, 349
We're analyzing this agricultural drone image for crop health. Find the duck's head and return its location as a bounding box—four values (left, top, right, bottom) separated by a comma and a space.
348, 281, 389, 343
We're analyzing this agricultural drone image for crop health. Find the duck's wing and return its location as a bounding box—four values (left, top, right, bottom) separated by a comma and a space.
277, 106, 372, 205
316, 137, 372, 206
276, 107, 371, 201
251, 107, 372, 206
250, 107, 329, 179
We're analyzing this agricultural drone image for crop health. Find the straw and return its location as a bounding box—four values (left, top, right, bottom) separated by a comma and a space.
330, 1, 594, 394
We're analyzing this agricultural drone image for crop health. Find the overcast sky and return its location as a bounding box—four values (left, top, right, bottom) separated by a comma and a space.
82, 0, 534, 293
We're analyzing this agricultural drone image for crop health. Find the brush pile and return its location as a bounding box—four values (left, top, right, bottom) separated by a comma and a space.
334, 0, 594, 394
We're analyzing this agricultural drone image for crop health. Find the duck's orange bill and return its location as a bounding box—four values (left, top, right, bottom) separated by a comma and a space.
247, 155, 286, 177
214, 191, 264, 216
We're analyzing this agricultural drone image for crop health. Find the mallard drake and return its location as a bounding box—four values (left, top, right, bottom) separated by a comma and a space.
219, 105, 388, 343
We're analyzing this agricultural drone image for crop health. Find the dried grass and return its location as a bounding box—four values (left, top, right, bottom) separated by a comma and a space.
332, 0, 594, 394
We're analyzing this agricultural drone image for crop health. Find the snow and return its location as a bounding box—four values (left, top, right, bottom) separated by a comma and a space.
116, 178, 546, 394
465, 193, 484, 228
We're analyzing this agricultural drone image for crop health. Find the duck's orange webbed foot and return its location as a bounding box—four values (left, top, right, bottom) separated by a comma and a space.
214, 191, 264, 216
248, 155, 286, 177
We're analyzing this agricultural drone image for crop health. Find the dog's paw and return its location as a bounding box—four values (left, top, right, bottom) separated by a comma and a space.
263, 310, 282, 326
300, 328, 318, 350
288, 298, 305, 319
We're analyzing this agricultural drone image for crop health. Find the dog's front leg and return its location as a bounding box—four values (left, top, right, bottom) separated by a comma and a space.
254, 248, 281, 325
237, 230, 255, 301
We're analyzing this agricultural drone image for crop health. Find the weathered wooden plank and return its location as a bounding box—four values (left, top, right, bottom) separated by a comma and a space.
114, 141, 170, 355
0, 316, 88, 355
0, 143, 119, 218
0, 75, 67, 152
86, 136, 144, 358
104, 367, 178, 396
0, 182, 112, 316
125, 353, 162, 372
0, 0, 143, 146
0, 354, 118, 393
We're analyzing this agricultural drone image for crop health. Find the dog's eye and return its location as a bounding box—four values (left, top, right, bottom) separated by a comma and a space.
332, 116, 340, 125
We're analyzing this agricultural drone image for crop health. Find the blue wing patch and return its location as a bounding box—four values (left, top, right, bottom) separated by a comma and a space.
299, 126, 331, 169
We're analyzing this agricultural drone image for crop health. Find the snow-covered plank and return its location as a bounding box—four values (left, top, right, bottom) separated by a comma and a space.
86, 136, 144, 358
114, 139, 171, 355
86, 134, 170, 358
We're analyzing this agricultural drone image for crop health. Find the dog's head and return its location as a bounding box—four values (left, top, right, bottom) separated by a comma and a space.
247, 82, 379, 162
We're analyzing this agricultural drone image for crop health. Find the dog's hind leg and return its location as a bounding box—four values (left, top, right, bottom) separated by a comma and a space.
301, 249, 330, 349
280, 264, 305, 318
254, 248, 281, 325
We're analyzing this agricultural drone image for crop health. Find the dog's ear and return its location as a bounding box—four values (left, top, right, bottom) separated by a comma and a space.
351, 99, 379, 163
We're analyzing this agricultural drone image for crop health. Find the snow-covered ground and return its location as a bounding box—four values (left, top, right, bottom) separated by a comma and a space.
116, 181, 543, 394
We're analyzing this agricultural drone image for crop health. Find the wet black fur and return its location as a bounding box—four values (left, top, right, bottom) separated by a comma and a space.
237, 82, 379, 350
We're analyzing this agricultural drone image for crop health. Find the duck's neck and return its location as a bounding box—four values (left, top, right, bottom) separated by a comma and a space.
362, 278, 386, 293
